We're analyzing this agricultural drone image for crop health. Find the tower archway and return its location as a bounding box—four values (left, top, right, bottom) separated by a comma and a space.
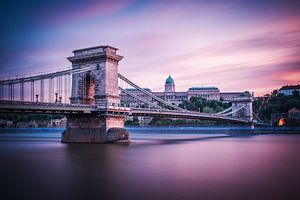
79, 73, 95, 105
85, 74, 95, 105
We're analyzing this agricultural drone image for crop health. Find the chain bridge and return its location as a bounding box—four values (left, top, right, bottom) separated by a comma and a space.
0, 45, 263, 143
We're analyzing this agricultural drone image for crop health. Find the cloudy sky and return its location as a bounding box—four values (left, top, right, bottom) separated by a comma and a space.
0, 0, 299, 95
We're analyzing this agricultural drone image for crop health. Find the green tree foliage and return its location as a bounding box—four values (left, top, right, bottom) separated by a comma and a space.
125, 116, 140, 125
292, 90, 299, 97
203, 106, 213, 113
254, 94, 300, 122
178, 96, 231, 113
149, 117, 173, 126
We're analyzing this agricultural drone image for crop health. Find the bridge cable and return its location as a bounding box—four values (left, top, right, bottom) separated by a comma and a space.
20, 80, 24, 102
252, 111, 265, 124
221, 105, 246, 116
213, 106, 232, 115
49, 78, 53, 103
119, 87, 163, 109
40, 78, 44, 102
0, 82, 3, 100
31, 81, 34, 102
118, 73, 186, 111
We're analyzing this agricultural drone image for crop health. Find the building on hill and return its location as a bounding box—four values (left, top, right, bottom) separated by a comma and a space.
220, 92, 251, 103
120, 75, 250, 107
187, 87, 220, 101
289, 108, 300, 120
164, 75, 175, 93
278, 84, 300, 96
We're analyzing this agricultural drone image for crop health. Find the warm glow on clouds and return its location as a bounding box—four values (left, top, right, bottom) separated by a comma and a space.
280, 71, 300, 82
0, 0, 299, 96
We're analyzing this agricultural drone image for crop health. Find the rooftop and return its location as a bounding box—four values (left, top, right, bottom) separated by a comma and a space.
279, 84, 300, 90
289, 107, 300, 113
220, 91, 250, 94
188, 87, 219, 91
73, 45, 118, 53
165, 76, 174, 84
125, 88, 152, 92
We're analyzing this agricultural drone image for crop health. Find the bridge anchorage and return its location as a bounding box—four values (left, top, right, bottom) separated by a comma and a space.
0, 45, 264, 143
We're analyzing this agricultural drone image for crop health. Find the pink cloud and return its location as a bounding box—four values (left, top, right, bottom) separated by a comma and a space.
2, 1, 300, 97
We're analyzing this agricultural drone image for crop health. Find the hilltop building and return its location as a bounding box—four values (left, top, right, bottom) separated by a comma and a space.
120, 75, 250, 107
278, 85, 300, 96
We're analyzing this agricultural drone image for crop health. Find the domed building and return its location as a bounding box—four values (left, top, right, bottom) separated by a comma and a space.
155, 75, 187, 104
120, 74, 250, 107
164, 75, 175, 93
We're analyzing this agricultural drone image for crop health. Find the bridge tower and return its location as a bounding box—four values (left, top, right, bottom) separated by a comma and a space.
69, 45, 122, 106
231, 97, 253, 122
62, 45, 130, 143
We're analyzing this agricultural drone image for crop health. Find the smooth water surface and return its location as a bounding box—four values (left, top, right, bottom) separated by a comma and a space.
0, 127, 300, 200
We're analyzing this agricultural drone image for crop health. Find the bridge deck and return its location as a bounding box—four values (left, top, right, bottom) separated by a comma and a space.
130, 108, 251, 123
0, 101, 130, 115
0, 101, 252, 124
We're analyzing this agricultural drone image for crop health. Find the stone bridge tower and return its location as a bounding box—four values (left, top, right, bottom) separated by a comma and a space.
231, 97, 253, 121
62, 45, 130, 143
68, 45, 122, 107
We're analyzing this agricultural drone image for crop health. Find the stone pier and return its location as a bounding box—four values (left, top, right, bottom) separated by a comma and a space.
62, 45, 130, 143
61, 114, 129, 143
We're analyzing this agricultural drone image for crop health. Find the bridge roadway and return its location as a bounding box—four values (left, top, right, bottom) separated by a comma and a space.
0, 101, 251, 124
130, 108, 251, 124
0, 100, 130, 114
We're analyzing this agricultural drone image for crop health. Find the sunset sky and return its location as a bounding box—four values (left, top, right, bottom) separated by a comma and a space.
0, 0, 299, 96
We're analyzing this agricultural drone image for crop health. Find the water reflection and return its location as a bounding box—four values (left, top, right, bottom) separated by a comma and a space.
0, 128, 300, 200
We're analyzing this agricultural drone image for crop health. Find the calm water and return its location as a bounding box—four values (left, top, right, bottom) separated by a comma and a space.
0, 127, 300, 200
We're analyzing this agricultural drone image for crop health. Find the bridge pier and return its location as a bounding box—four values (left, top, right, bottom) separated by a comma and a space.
61, 114, 129, 143
63, 45, 130, 143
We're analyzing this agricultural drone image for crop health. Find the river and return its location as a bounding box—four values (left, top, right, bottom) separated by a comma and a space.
0, 127, 300, 200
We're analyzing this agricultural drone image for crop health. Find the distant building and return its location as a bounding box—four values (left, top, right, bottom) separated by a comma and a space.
278, 84, 300, 96
187, 87, 220, 101
120, 75, 250, 107
289, 108, 300, 120
220, 92, 251, 103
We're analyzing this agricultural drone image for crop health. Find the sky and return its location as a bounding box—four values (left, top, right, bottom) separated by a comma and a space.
0, 0, 300, 96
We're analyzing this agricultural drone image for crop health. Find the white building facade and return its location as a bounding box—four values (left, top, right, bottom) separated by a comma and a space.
278, 85, 300, 96
120, 76, 250, 107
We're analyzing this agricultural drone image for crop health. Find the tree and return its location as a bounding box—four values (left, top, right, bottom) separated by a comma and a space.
292, 90, 299, 97
203, 106, 212, 113
271, 89, 278, 96
179, 96, 231, 113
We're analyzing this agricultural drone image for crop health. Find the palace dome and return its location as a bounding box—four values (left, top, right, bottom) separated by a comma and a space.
165, 76, 174, 85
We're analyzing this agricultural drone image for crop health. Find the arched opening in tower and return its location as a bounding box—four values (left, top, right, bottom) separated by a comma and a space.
84, 74, 95, 105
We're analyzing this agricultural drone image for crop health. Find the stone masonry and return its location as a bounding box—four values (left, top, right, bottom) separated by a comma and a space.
62, 45, 129, 143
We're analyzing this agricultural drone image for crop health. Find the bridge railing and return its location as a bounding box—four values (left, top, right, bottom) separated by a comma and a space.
0, 100, 95, 108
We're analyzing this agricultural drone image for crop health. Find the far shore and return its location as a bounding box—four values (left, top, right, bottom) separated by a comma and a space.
0, 126, 299, 134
